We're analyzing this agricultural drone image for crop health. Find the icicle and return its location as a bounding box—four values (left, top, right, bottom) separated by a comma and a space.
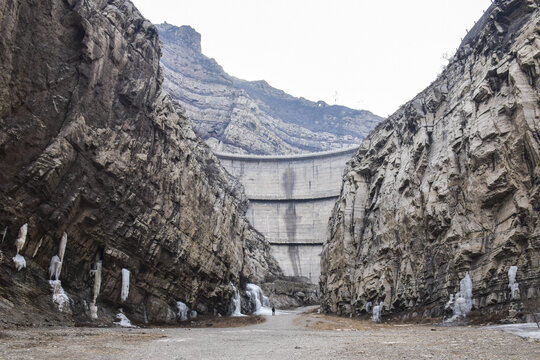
0, 250, 3, 263
176, 301, 189, 321
508, 266, 520, 300
49, 255, 61, 280
121, 268, 130, 302
12, 254, 26, 271
445, 272, 473, 322
229, 283, 244, 316
372, 302, 384, 322
15, 224, 27, 254
32, 236, 43, 258
1, 226, 7, 244
58, 232, 67, 262
49, 280, 70, 312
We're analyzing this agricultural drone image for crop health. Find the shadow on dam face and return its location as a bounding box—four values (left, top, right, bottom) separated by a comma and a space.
283, 167, 302, 277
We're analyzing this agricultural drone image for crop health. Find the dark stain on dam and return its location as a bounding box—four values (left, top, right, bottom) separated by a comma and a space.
283, 166, 302, 276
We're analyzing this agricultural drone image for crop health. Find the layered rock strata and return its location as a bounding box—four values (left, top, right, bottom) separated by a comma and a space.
0, 0, 280, 326
320, 0, 540, 322
157, 23, 382, 155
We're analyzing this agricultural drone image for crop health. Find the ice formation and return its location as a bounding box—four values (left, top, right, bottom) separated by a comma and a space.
121, 268, 130, 302
445, 272, 473, 322
49, 255, 61, 280
49, 280, 70, 312
372, 302, 384, 322
12, 254, 26, 271
246, 283, 272, 315
89, 258, 102, 319
15, 223, 27, 254
12, 224, 28, 271
114, 313, 136, 327
365, 301, 373, 313
0, 250, 3, 263
190, 310, 197, 319
176, 301, 189, 321
1, 226, 7, 243
508, 266, 520, 300
229, 283, 244, 316
58, 232, 67, 261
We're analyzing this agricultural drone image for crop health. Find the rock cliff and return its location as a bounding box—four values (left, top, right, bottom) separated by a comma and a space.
0, 0, 280, 326
157, 23, 383, 155
320, 0, 540, 322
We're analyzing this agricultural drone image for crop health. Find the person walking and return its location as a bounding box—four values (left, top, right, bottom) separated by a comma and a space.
272, 305, 275, 316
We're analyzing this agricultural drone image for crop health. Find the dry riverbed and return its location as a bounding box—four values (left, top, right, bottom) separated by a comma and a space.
0, 309, 538, 360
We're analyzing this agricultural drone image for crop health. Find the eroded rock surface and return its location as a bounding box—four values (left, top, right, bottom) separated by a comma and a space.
157, 23, 382, 155
320, 0, 540, 322
0, 0, 280, 326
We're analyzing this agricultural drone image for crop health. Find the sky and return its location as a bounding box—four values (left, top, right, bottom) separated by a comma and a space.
132, 0, 492, 118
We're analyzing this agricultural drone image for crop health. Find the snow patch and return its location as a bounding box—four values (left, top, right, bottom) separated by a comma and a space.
114, 313, 136, 328
121, 268, 130, 302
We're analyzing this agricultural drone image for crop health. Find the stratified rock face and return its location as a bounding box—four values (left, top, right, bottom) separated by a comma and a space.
157, 23, 383, 155
0, 0, 280, 326
320, 0, 540, 321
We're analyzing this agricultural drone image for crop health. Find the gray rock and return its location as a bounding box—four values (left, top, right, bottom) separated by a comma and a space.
0, 0, 280, 326
156, 23, 383, 155
320, 0, 540, 322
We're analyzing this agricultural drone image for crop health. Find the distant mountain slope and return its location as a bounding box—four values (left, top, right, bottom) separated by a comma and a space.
157, 23, 382, 155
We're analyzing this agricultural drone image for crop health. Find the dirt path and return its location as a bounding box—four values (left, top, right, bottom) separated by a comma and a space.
1, 308, 539, 359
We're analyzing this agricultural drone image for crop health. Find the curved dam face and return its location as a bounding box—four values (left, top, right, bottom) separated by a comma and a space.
217, 147, 357, 284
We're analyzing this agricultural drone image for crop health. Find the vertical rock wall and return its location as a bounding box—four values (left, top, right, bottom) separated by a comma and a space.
320, 0, 540, 321
0, 0, 280, 326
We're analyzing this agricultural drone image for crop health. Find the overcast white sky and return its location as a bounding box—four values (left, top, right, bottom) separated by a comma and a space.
132, 0, 492, 117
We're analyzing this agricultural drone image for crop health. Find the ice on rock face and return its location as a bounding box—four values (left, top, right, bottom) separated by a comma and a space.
190, 310, 197, 319
508, 266, 520, 300
372, 302, 384, 322
49, 280, 70, 312
121, 268, 130, 302
445, 272, 473, 322
49, 255, 61, 280
246, 283, 272, 315
90, 304, 98, 319
365, 301, 373, 313
229, 283, 244, 316
89, 259, 102, 319
444, 294, 454, 309
15, 223, 27, 254
12, 254, 26, 271
176, 301, 189, 321
114, 313, 136, 327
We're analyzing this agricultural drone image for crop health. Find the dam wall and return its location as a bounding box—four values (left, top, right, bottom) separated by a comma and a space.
217, 147, 357, 284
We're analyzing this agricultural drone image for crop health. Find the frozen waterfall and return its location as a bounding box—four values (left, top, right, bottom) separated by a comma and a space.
176, 301, 190, 321
114, 313, 136, 327
508, 266, 520, 300
49, 280, 70, 312
246, 283, 272, 315
445, 272, 473, 322
372, 302, 384, 322
229, 283, 244, 317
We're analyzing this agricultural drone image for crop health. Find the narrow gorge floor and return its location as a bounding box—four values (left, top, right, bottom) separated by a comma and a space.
1, 308, 538, 360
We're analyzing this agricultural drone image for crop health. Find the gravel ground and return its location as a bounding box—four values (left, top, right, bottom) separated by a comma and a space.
1, 308, 538, 360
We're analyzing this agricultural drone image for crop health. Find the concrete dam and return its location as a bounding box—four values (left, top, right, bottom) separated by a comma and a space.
217, 147, 358, 284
